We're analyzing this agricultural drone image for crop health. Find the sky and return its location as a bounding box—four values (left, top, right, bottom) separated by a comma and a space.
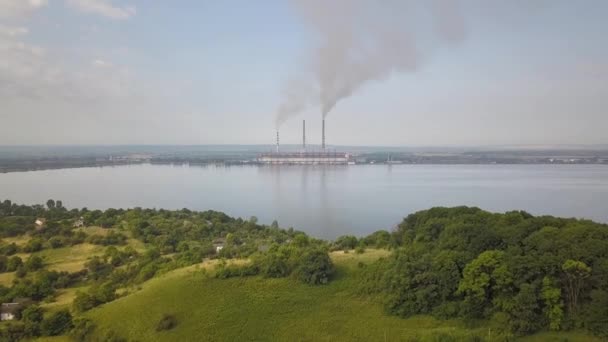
0, 0, 606, 147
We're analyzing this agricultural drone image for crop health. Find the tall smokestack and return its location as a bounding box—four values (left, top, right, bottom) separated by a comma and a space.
322, 119, 325, 149
276, 130, 280, 153
302, 120, 306, 149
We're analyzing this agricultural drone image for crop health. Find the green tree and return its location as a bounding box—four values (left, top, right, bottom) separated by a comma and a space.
25, 255, 44, 271
72, 291, 96, 313
46, 199, 55, 209
335, 235, 358, 251
561, 259, 591, 313
6, 256, 22, 272
507, 283, 542, 335
70, 318, 96, 342
22, 305, 43, 337
294, 249, 334, 285
458, 250, 513, 317
40, 309, 73, 336
541, 277, 564, 330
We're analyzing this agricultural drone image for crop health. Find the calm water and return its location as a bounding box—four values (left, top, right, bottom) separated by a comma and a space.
1, 164, 607, 239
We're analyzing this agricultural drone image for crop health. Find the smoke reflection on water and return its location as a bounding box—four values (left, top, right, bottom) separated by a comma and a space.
259, 165, 348, 237
2, 164, 608, 239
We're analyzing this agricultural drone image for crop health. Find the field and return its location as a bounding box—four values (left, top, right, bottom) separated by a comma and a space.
83, 250, 601, 342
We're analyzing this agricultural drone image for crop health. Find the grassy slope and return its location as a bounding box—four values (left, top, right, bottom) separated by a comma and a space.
83, 250, 601, 342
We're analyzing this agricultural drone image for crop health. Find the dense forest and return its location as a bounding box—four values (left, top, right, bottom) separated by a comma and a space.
0, 200, 606, 340
359, 207, 608, 337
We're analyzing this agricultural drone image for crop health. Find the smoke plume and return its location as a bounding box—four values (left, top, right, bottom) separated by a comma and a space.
276, 0, 466, 126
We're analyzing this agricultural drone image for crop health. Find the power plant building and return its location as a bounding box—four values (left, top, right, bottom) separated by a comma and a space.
258, 151, 352, 165
258, 119, 353, 165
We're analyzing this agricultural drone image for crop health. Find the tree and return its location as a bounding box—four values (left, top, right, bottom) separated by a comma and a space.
25, 256, 44, 271
259, 251, 290, 278
46, 199, 55, 209
507, 283, 543, 335
458, 250, 513, 317
561, 259, 591, 313
72, 291, 96, 313
294, 249, 334, 285
40, 309, 73, 336
48, 237, 64, 249
335, 235, 358, 250
22, 305, 43, 337
541, 277, 564, 330
7, 256, 23, 272
584, 290, 608, 337
70, 318, 96, 342
22, 238, 43, 253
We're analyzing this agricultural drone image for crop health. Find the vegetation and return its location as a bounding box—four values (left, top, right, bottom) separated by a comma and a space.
359, 207, 608, 337
0, 200, 606, 341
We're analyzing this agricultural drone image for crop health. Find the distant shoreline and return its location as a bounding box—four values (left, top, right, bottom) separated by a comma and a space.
2, 159, 608, 174
1, 145, 608, 173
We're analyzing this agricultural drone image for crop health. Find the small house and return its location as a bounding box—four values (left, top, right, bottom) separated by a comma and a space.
0, 298, 30, 321
73, 217, 85, 228
0, 303, 21, 321
35, 218, 46, 227
212, 238, 226, 254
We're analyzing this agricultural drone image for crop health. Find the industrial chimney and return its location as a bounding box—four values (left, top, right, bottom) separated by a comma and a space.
322, 119, 326, 150
276, 130, 280, 153
302, 120, 306, 150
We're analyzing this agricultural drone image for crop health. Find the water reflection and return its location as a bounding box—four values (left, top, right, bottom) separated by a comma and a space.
0, 164, 607, 239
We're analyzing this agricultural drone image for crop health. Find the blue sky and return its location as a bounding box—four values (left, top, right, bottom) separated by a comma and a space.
1, 0, 607, 146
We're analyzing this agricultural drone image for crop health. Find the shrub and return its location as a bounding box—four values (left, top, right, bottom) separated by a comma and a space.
25, 255, 44, 271
40, 309, 73, 336
294, 249, 334, 285
215, 263, 259, 279
156, 314, 178, 331
6, 256, 22, 272
70, 318, 96, 342
22, 238, 44, 253
48, 237, 65, 249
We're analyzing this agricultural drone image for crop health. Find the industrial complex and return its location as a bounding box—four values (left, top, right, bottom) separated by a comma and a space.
257, 119, 353, 165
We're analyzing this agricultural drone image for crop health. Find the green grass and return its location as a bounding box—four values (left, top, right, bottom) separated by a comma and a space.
60, 249, 600, 342
0, 271, 15, 286
33, 243, 106, 273
88, 250, 466, 341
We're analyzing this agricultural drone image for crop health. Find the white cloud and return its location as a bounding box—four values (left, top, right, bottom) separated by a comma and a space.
0, 0, 48, 18
65, 0, 136, 20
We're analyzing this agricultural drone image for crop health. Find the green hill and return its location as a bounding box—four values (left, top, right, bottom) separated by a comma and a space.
83, 250, 599, 342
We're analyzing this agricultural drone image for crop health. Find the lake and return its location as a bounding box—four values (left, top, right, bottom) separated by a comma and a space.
1, 164, 607, 239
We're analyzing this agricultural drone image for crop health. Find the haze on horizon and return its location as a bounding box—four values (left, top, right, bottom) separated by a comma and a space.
0, 0, 606, 147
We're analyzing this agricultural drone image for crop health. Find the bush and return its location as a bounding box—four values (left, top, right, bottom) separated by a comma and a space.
6, 256, 22, 272
0, 243, 18, 256
48, 236, 65, 249
22, 238, 44, 253
294, 249, 334, 285
25, 255, 44, 271
334, 235, 358, 251
215, 263, 259, 279
156, 314, 178, 331
72, 291, 96, 313
40, 309, 73, 336
70, 318, 96, 342
259, 253, 290, 278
